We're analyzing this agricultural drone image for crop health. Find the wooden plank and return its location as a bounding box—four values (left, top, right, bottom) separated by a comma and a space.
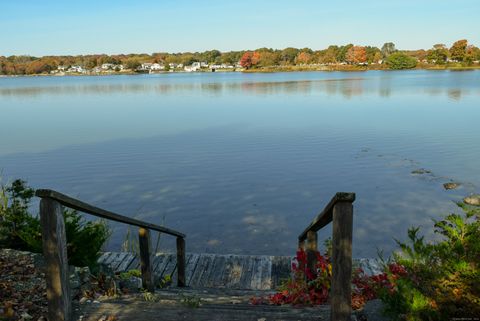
154, 254, 170, 277
125, 255, 139, 271
185, 253, 200, 286
97, 252, 112, 265
239, 256, 255, 289
39, 198, 71, 321
139, 228, 154, 292
152, 255, 165, 274
331, 201, 353, 321
161, 254, 178, 285
188, 254, 207, 287
207, 255, 227, 288
103, 252, 121, 266
271, 256, 293, 289
260, 256, 273, 290
190, 254, 215, 288
222, 255, 240, 288
111, 252, 130, 272
116, 253, 136, 272
270, 256, 282, 289
228, 254, 249, 289
176, 237, 186, 287
36, 189, 185, 238
250, 256, 264, 290
172, 254, 191, 286
150, 255, 164, 285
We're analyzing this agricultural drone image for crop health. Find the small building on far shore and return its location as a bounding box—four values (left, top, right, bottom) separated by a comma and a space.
101, 63, 115, 70
150, 63, 165, 71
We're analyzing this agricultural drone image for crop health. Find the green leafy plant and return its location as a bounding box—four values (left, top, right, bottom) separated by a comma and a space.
157, 273, 172, 288
386, 52, 418, 69
179, 293, 201, 308
375, 202, 480, 320
0, 179, 111, 269
141, 289, 158, 302
0, 179, 37, 251
119, 269, 141, 280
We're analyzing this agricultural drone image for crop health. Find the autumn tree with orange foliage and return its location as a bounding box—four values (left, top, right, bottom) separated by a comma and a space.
295, 52, 312, 64
251, 51, 261, 66
240, 51, 253, 69
346, 46, 367, 64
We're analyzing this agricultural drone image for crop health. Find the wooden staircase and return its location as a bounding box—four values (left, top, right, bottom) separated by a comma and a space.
36, 190, 359, 321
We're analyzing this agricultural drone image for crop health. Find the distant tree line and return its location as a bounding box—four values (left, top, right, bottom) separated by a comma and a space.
1, 39, 479, 75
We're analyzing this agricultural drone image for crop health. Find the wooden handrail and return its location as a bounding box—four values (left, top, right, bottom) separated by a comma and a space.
36, 189, 185, 238
298, 192, 355, 321
36, 189, 186, 321
298, 192, 355, 242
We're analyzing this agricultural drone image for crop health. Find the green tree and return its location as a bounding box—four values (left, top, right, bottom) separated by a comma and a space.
85, 57, 97, 69
202, 50, 221, 63
449, 39, 468, 62
385, 52, 417, 69
180, 53, 196, 66
280, 47, 299, 65
336, 44, 353, 63
221, 51, 242, 65
466, 45, 480, 64
319, 46, 339, 64
125, 58, 141, 70
427, 44, 449, 64
381, 42, 397, 58
365, 46, 382, 63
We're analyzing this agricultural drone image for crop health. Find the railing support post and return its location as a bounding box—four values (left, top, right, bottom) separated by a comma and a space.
39, 198, 71, 321
138, 228, 155, 292
176, 237, 186, 287
331, 201, 353, 321
298, 239, 305, 251
306, 230, 318, 278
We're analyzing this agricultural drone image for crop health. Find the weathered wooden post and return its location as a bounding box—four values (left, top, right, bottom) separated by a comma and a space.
138, 227, 155, 292
298, 239, 305, 251
306, 230, 318, 278
39, 198, 71, 321
176, 237, 186, 287
331, 200, 353, 321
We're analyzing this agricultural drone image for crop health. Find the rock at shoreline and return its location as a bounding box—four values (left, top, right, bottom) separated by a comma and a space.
443, 182, 461, 190
411, 168, 431, 175
464, 194, 480, 206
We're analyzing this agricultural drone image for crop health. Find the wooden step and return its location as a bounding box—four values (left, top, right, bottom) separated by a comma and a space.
98, 252, 382, 291
98, 252, 293, 290
76, 292, 332, 321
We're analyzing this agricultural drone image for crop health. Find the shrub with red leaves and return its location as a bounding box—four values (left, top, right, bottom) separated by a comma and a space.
251, 249, 410, 310
351, 262, 409, 309
251, 249, 331, 306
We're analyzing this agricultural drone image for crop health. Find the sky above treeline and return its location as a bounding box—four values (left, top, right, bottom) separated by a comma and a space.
2, 0, 479, 56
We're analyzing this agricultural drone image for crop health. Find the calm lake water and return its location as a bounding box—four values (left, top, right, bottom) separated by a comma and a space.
1, 70, 479, 257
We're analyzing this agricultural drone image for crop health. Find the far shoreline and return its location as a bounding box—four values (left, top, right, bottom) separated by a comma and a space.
1, 64, 479, 78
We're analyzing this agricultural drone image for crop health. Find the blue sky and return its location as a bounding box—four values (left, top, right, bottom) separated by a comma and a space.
1, 0, 479, 56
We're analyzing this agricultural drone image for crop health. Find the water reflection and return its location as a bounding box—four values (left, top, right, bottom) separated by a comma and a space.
1, 71, 479, 100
